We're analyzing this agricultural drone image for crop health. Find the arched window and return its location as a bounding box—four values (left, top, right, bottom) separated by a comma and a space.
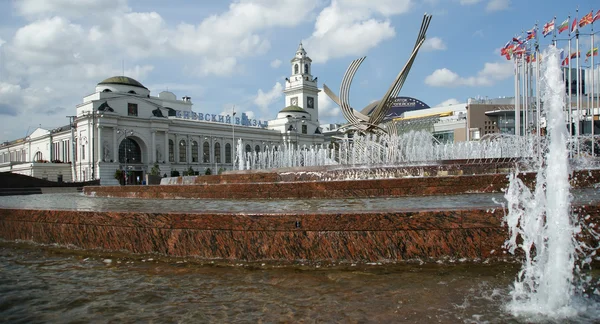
203, 141, 210, 163
119, 138, 142, 163
225, 143, 232, 163
245, 144, 251, 154
34, 151, 43, 162
214, 142, 221, 163
255, 145, 260, 153
102, 89, 112, 92
294, 64, 299, 74
128, 90, 137, 94
179, 139, 187, 162
168, 139, 174, 162
304, 64, 309, 74
192, 141, 199, 162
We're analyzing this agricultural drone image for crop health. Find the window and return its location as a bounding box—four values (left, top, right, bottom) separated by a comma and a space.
128, 90, 137, 94
225, 143, 232, 163
255, 145, 260, 154
245, 144, 251, 154
203, 141, 210, 163
119, 138, 142, 163
82, 144, 86, 160
214, 143, 221, 163
34, 151, 43, 162
294, 64, 299, 74
169, 139, 174, 162
304, 63, 309, 74
192, 141, 199, 162
128, 103, 138, 116
302, 124, 307, 134
179, 140, 187, 162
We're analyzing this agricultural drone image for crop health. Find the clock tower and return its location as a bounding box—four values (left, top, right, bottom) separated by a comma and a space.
284, 42, 320, 122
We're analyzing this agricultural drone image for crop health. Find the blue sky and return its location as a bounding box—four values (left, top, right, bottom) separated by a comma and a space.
0, 0, 597, 141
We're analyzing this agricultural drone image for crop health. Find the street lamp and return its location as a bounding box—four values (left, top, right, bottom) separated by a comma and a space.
82, 110, 101, 180
116, 128, 133, 185
231, 106, 236, 167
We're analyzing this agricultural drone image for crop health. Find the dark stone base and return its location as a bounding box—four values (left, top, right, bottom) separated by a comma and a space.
1, 206, 598, 263
84, 168, 600, 200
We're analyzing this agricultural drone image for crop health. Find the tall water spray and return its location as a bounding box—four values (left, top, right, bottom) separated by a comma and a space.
504, 46, 593, 320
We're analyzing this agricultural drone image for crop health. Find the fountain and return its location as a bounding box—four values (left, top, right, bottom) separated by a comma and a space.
503, 46, 600, 320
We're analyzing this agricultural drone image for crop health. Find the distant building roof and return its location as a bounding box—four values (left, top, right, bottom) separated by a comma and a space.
279, 105, 310, 115
98, 76, 148, 89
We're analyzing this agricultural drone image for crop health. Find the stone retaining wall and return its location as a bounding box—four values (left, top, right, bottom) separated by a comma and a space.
85, 169, 600, 200
0, 205, 597, 263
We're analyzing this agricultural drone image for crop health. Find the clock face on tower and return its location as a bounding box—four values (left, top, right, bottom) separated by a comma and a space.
307, 96, 314, 109
291, 97, 298, 106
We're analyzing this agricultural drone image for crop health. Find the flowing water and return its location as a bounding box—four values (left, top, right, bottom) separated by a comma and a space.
503, 46, 600, 321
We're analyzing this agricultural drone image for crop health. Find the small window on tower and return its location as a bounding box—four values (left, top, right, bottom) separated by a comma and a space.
128, 103, 138, 116
294, 64, 299, 74
304, 64, 309, 74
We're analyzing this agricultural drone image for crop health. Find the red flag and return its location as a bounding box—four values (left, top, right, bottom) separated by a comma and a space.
579, 11, 593, 28
562, 56, 569, 66
594, 10, 600, 23
571, 17, 578, 33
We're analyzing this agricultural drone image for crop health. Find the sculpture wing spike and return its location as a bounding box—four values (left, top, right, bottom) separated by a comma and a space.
367, 14, 431, 130
326, 13, 432, 135
339, 57, 367, 127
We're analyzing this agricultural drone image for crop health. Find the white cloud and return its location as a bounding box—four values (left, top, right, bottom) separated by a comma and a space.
437, 98, 460, 106
254, 82, 283, 114
14, 0, 129, 20
270, 59, 282, 68
486, 0, 510, 12
425, 61, 513, 87
460, 0, 481, 5
0, 82, 23, 116
0, 38, 5, 47
422, 37, 446, 51
304, 0, 413, 63
318, 88, 341, 120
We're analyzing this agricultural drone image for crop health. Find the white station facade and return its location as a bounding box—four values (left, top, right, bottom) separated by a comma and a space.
0, 45, 325, 185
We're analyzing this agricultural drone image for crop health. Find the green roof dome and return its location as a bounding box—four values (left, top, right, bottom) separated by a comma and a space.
98, 76, 147, 89
279, 105, 309, 114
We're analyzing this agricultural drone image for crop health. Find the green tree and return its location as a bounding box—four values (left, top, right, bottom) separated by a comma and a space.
149, 163, 161, 176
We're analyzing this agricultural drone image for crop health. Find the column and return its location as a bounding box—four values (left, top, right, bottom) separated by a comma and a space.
97, 126, 103, 162
164, 131, 169, 163
113, 128, 118, 163
151, 131, 156, 162
187, 136, 191, 164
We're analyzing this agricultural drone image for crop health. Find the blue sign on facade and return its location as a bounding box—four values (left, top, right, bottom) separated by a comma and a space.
174, 110, 268, 128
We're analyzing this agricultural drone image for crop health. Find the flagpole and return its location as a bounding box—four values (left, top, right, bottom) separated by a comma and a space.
568, 15, 573, 141
514, 53, 520, 137
592, 23, 595, 156
552, 16, 557, 46
576, 30, 581, 156
524, 50, 529, 135
536, 42, 541, 154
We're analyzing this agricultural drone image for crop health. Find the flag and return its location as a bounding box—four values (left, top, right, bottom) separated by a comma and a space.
570, 51, 580, 59
579, 11, 593, 28
512, 36, 523, 44
571, 17, 578, 33
543, 19, 555, 37
562, 56, 569, 66
594, 10, 600, 23
526, 27, 536, 40
586, 47, 598, 57
558, 18, 569, 33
